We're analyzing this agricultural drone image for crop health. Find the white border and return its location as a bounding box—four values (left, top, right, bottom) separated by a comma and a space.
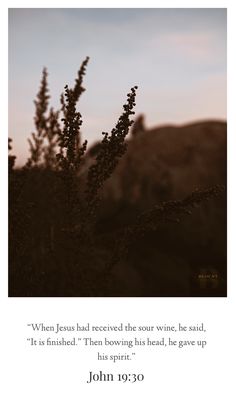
1, 2, 235, 419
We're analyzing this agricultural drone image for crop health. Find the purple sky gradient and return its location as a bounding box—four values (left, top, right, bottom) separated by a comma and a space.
9, 8, 227, 165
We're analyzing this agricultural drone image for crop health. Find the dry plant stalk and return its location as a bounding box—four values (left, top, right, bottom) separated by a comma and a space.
9, 56, 225, 297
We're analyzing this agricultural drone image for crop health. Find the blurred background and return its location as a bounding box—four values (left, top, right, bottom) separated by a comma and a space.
8, 8, 227, 297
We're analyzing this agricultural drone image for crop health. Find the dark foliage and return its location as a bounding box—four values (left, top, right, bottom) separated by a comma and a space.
26, 68, 50, 168
9, 58, 227, 297
86, 86, 138, 217
8, 138, 16, 171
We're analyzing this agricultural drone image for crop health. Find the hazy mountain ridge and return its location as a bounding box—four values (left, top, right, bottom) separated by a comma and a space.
102, 120, 226, 206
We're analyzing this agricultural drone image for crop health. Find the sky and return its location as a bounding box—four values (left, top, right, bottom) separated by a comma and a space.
8, 8, 227, 165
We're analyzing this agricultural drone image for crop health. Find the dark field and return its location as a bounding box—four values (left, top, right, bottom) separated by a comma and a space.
9, 119, 226, 297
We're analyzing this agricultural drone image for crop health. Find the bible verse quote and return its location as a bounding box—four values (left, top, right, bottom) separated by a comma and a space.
26, 321, 207, 363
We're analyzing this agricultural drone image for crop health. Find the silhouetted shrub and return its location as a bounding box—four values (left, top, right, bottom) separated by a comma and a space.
8, 138, 16, 171
8, 57, 226, 297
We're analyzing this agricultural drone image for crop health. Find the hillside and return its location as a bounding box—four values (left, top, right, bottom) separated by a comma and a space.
102, 120, 226, 205
9, 119, 227, 297
92, 119, 227, 297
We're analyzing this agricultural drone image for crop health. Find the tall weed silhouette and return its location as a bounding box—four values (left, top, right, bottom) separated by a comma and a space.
9, 57, 226, 297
